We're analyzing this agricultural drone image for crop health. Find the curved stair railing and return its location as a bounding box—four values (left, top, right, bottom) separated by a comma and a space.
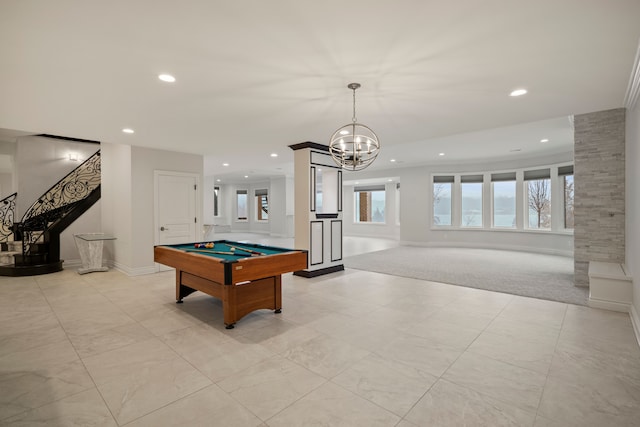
0, 192, 17, 243
15, 150, 101, 268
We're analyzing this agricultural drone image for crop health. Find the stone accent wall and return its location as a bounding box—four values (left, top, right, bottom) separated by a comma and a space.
574, 108, 626, 286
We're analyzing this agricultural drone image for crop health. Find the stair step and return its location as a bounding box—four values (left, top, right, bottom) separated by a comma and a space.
15, 253, 48, 266
7, 241, 22, 252
0, 252, 17, 266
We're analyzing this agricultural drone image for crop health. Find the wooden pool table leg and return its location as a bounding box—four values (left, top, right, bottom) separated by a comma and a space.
223, 282, 237, 329
274, 275, 282, 314
175, 270, 197, 303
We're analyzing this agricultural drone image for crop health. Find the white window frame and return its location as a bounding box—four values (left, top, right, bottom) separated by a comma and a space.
236, 189, 248, 222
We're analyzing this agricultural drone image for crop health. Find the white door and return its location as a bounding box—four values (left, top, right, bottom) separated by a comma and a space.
155, 172, 198, 249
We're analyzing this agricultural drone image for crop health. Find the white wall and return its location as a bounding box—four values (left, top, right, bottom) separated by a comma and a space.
223, 181, 270, 234
204, 177, 294, 238
204, 151, 575, 256
401, 154, 574, 255
226, 183, 250, 233
0, 140, 16, 198
100, 143, 132, 270
342, 152, 575, 255
130, 146, 203, 271
626, 104, 640, 326
343, 181, 400, 239
101, 143, 203, 274
269, 177, 288, 237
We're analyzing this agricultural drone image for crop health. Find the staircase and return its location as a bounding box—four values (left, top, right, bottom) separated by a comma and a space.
0, 151, 101, 276
0, 193, 18, 266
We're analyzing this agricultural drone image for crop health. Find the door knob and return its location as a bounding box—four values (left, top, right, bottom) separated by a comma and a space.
161, 226, 168, 231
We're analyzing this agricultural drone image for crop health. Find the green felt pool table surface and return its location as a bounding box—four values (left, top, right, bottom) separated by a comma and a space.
166, 240, 295, 262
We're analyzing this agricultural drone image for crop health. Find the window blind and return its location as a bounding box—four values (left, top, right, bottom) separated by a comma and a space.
433, 175, 454, 183
491, 172, 516, 182
354, 185, 385, 192
461, 174, 483, 183
558, 165, 574, 176
523, 169, 550, 180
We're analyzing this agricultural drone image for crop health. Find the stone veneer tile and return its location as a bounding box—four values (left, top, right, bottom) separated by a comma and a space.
573, 108, 626, 285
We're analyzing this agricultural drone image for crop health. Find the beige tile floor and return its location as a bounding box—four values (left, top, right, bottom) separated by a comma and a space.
1, 244, 640, 425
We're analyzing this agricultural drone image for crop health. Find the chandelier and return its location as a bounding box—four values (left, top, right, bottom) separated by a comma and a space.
329, 83, 380, 171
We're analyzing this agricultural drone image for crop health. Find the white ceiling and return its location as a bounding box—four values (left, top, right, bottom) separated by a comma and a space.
1, 1, 639, 182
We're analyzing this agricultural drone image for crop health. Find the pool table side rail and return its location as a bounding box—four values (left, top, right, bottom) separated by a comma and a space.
154, 245, 308, 284
154, 245, 228, 284
230, 251, 308, 283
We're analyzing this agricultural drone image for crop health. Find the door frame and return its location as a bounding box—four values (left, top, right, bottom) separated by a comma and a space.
153, 170, 201, 247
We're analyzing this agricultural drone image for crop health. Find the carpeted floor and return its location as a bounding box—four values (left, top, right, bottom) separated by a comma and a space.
344, 246, 587, 306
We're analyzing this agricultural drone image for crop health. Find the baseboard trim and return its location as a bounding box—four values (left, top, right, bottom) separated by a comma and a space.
294, 264, 344, 278
270, 233, 294, 238
399, 240, 573, 258
630, 305, 640, 348
109, 260, 158, 276
588, 297, 631, 313
63, 259, 82, 269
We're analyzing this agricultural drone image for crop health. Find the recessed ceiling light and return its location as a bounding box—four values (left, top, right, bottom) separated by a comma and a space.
158, 74, 176, 83
390, 159, 396, 162
222, 163, 229, 167
122, 128, 134, 134
439, 152, 445, 156
540, 138, 549, 143
244, 175, 249, 178
270, 153, 278, 158
510, 88, 527, 97
387, 179, 393, 182
216, 179, 221, 182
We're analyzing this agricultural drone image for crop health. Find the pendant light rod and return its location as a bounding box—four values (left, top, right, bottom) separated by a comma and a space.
348, 82, 361, 123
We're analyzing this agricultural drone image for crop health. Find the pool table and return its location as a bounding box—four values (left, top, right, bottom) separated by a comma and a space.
154, 240, 307, 329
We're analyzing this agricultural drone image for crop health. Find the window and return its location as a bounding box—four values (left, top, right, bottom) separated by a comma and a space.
236, 190, 247, 221
214, 186, 219, 217
491, 172, 516, 228
559, 165, 574, 229
524, 169, 551, 229
433, 176, 453, 226
461, 175, 483, 227
354, 185, 385, 223
255, 189, 268, 221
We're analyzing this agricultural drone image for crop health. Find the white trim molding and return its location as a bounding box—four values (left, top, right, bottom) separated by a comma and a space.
587, 262, 633, 312
624, 38, 640, 110
631, 304, 640, 348
110, 260, 159, 276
